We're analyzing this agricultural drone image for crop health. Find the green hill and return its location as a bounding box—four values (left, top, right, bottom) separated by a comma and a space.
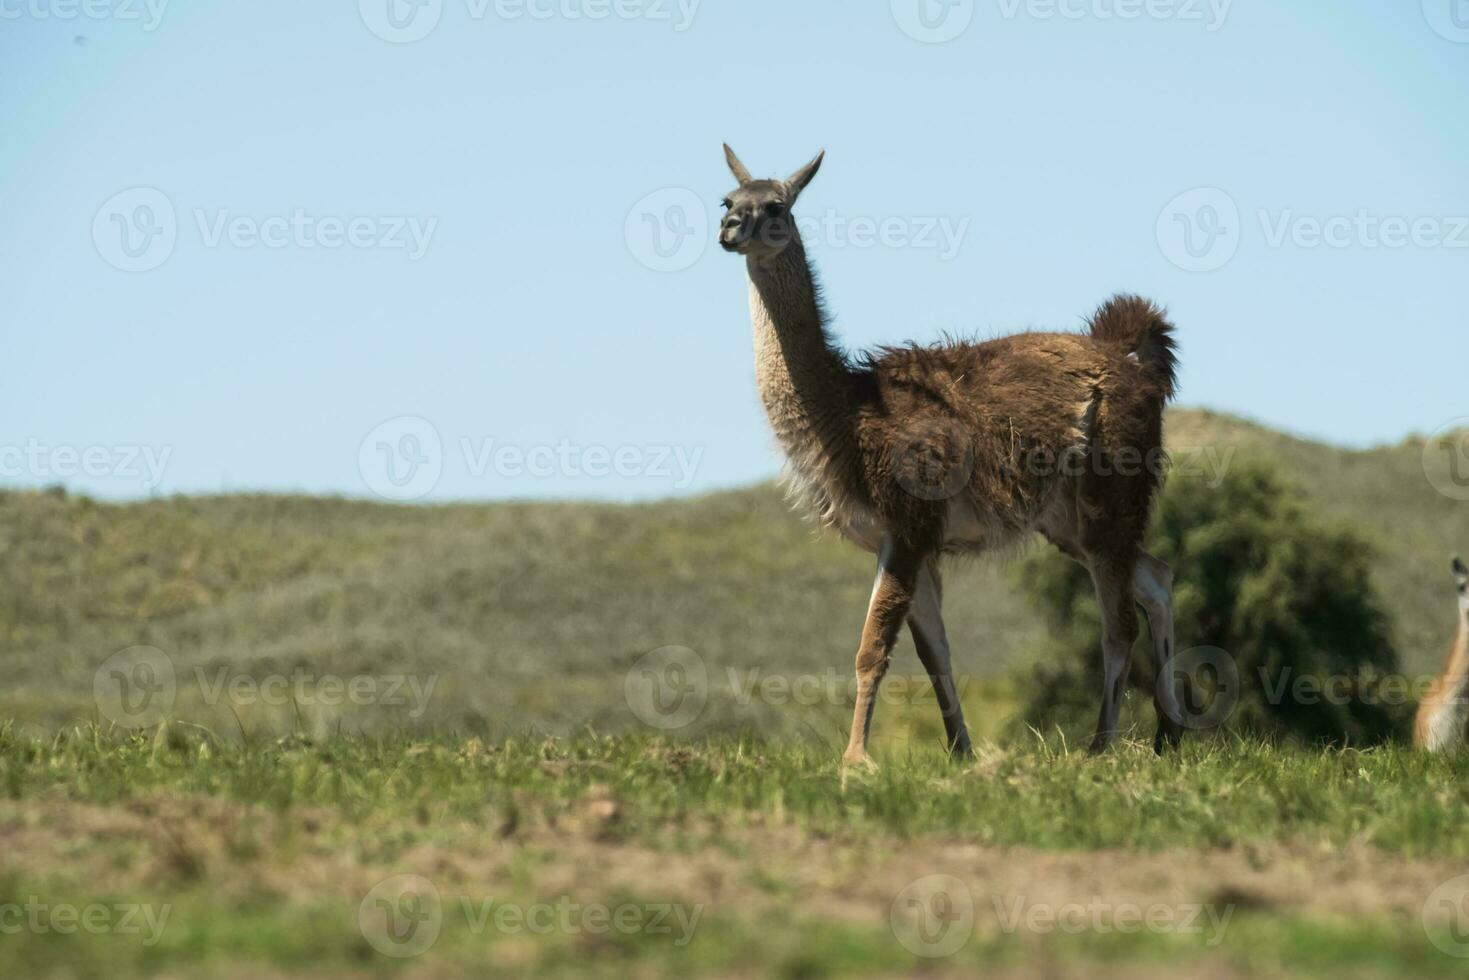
1, 408, 1464, 740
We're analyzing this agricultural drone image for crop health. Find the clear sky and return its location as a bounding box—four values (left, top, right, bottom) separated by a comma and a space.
3, 0, 1467, 502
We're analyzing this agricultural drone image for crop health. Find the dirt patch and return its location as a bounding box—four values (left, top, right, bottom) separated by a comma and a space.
0, 789, 1453, 938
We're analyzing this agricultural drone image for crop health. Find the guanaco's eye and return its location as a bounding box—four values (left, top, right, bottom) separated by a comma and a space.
765, 202, 785, 217
721, 198, 733, 210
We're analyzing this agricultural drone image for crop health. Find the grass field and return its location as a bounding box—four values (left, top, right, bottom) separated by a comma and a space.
7, 726, 1469, 978
4, 408, 1469, 977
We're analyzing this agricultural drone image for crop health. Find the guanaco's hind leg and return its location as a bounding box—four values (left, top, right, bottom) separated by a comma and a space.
1134, 551, 1183, 753
907, 559, 974, 760
1087, 556, 1141, 754
843, 537, 922, 768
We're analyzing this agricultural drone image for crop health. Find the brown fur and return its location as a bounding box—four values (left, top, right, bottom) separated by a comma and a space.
720, 147, 1182, 758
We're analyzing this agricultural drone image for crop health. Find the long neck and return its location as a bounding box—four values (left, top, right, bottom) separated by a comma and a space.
1446, 607, 1469, 697
745, 235, 857, 465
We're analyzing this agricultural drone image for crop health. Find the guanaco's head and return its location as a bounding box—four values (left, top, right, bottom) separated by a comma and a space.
1455, 556, 1468, 614
718, 145, 824, 261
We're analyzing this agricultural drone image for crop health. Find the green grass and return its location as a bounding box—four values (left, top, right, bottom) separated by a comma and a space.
6, 724, 1469, 854
3, 726, 1469, 978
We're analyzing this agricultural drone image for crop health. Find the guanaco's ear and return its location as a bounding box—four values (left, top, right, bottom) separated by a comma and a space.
787, 150, 825, 197
1454, 556, 1468, 582
723, 144, 752, 185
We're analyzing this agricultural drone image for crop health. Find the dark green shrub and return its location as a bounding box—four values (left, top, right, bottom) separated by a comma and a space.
1012, 461, 1408, 745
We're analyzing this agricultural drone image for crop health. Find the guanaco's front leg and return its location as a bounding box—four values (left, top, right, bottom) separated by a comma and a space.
843, 538, 923, 767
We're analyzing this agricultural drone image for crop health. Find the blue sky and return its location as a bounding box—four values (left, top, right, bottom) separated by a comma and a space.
3, 0, 1467, 502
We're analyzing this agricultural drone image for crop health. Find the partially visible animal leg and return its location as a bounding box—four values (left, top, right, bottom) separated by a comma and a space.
843, 537, 923, 768
1087, 554, 1141, 754
907, 559, 973, 760
1134, 551, 1182, 754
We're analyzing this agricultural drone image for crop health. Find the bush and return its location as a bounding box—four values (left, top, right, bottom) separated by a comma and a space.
1011, 461, 1408, 745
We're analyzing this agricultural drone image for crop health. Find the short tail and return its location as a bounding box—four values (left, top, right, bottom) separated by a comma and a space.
1088, 294, 1179, 401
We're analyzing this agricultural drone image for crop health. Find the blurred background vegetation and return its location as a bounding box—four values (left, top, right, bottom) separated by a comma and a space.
0, 408, 1464, 746
1011, 461, 1409, 746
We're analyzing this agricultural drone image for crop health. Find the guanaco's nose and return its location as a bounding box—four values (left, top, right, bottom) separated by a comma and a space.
719, 214, 748, 248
